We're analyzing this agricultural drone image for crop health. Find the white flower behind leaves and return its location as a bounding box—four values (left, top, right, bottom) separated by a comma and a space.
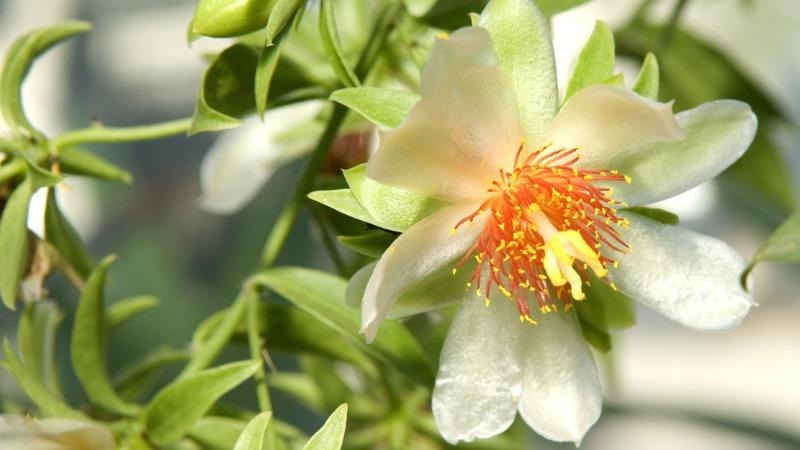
197, 101, 323, 214
355, 0, 757, 445
0, 415, 115, 450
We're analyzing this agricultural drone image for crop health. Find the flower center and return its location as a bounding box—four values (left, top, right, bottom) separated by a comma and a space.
453, 142, 630, 322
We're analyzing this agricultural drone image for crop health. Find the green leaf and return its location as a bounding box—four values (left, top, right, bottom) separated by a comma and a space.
307, 189, 380, 228
17, 300, 64, 399
191, 0, 271, 38
0, 21, 91, 137
337, 230, 397, 258
633, 52, 659, 100
71, 255, 139, 416
143, 360, 259, 446
181, 290, 249, 376
44, 188, 94, 279
0, 176, 33, 310
233, 411, 272, 450
106, 295, 159, 331
329, 87, 419, 129
57, 146, 133, 183
534, 0, 591, 17
113, 347, 189, 402
623, 206, 679, 225
190, 44, 258, 136
265, 0, 304, 45
256, 34, 287, 119
189, 416, 248, 450
343, 164, 450, 232
1, 338, 85, 419
319, 0, 360, 87
250, 267, 435, 384
303, 404, 347, 450
480, 0, 557, 141
563, 21, 615, 104
742, 212, 800, 286
420, 0, 487, 29
577, 315, 611, 353
577, 273, 636, 331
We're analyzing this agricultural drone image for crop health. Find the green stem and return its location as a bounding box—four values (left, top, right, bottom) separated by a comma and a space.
0, 158, 26, 185
51, 118, 191, 151
246, 288, 271, 412
258, 0, 401, 269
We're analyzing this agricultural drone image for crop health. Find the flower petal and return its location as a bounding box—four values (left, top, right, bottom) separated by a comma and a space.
360, 201, 486, 342
516, 312, 602, 445
367, 27, 522, 201
612, 212, 753, 332
545, 85, 684, 168
432, 296, 523, 444
480, 0, 558, 143
608, 100, 757, 206
198, 101, 322, 214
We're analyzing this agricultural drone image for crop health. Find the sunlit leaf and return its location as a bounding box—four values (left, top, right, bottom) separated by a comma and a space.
307, 189, 381, 228
191, 0, 271, 38
71, 255, 139, 416
265, 0, 304, 45
742, 212, 800, 286
303, 404, 347, 450
319, 0, 360, 87
233, 411, 272, 450
329, 87, 419, 129
343, 164, 450, 232
633, 52, 659, 100
143, 360, 259, 446
563, 20, 615, 104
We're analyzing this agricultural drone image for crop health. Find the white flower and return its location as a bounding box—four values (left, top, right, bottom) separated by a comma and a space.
357, 0, 757, 445
197, 101, 323, 214
0, 415, 115, 450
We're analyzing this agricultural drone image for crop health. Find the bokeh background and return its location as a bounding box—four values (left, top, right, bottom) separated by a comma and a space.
1, 0, 798, 448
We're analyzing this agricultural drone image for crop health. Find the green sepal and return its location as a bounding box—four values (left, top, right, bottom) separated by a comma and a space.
741, 211, 800, 288
191, 0, 272, 38
329, 87, 419, 129
563, 20, 615, 105
623, 206, 679, 225
337, 230, 397, 258
633, 52, 659, 100
319, 0, 360, 87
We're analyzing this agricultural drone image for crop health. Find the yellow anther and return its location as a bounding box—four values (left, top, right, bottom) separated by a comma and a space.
436, 31, 449, 39
624, 175, 632, 184
450, 227, 457, 236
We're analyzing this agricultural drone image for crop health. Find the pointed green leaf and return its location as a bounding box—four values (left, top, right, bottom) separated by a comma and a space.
57, 146, 133, 183
303, 404, 347, 450
337, 230, 397, 258
17, 300, 64, 399
256, 31, 287, 118
44, 188, 94, 279
191, 0, 271, 38
563, 21, 615, 104
265, 0, 304, 45
143, 360, 259, 446
250, 267, 435, 384
343, 164, 450, 232
480, 0, 557, 142
189, 416, 248, 450
623, 206, 679, 225
742, 212, 800, 286
319, 0, 360, 87
0, 176, 33, 310
1, 338, 85, 419
190, 44, 258, 135
307, 189, 380, 228
106, 295, 159, 331
71, 255, 138, 416
0, 21, 91, 137
113, 348, 189, 402
633, 52, 659, 100
233, 411, 273, 450
329, 88, 419, 129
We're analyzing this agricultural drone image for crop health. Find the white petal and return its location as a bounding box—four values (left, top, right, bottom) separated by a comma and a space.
545, 85, 684, 168
198, 101, 323, 214
360, 201, 486, 342
608, 100, 757, 206
612, 213, 753, 332
517, 312, 602, 445
432, 296, 523, 444
367, 27, 522, 201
